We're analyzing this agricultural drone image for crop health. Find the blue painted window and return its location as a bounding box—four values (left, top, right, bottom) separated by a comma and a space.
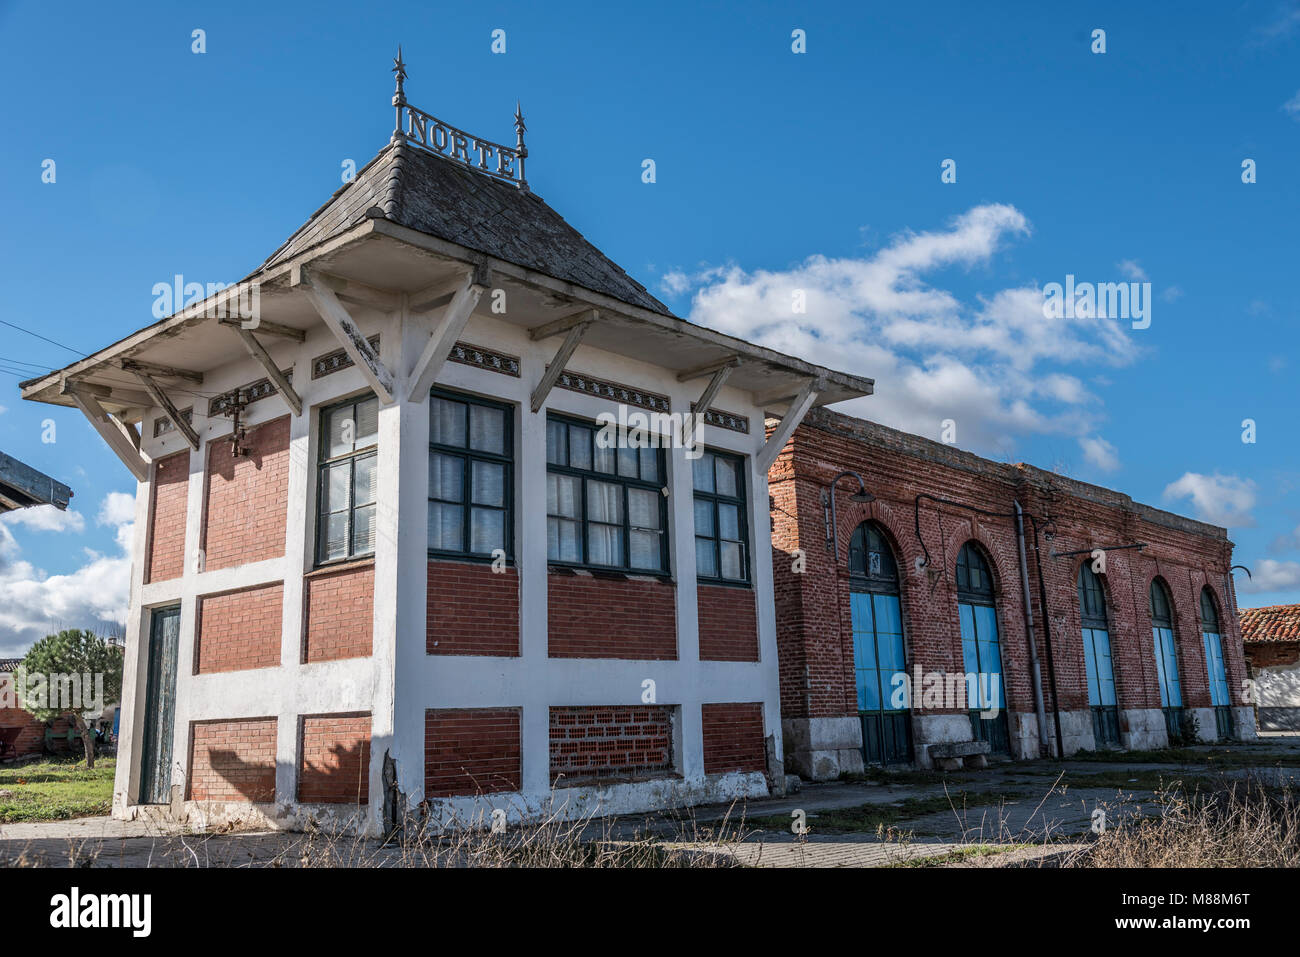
848, 524, 907, 713
1078, 564, 1116, 707
1150, 579, 1182, 708
960, 602, 1005, 711
1200, 588, 1230, 707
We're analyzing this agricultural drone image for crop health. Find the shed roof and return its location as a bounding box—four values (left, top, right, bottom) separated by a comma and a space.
1241, 604, 1300, 644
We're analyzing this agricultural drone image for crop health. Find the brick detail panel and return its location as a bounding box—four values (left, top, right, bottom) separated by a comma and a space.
201, 415, 290, 571
304, 564, 374, 662
547, 574, 677, 659
698, 584, 759, 661
549, 705, 675, 784
187, 718, 277, 802
146, 451, 189, 583
298, 713, 371, 804
701, 702, 766, 775
427, 560, 520, 656
425, 708, 522, 797
196, 582, 284, 674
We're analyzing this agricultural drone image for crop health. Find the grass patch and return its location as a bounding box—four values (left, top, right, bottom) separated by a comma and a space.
1068, 746, 1300, 768
893, 843, 1025, 867
839, 766, 963, 787
746, 790, 1021, 835
0, 757, 115, 823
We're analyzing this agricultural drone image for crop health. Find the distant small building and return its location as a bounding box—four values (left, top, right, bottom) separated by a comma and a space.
1241, 605, 1300, 731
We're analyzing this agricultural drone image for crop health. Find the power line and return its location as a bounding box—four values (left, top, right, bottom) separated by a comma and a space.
0, 319, 89, 358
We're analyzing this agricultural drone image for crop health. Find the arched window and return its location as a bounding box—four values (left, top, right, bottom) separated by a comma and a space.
848, 523, 911, 765
956, 542, 1009, 754
1078, 564, 1119, 747
1200, 587, 1234, 740
1150, 578, 1185, 743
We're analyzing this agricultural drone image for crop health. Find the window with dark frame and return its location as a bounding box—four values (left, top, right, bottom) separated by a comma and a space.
545, 414, 667, 573
429, 391, 513, 560
316, 395, 379, 565
692, 450, 749, 584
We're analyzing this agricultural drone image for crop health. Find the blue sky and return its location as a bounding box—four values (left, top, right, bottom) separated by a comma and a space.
2, 0, 1299, 652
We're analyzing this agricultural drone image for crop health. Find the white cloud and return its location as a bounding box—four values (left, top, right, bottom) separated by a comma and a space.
1240, 559, 1300, 594
663, 204, 1138, 455
1079, 435, 1120, 472
1117, 259, 1148, 281
0, 493, 134, 657
1285, 90, 1300, 119
1160, 285, 1183, 303
97, 491, 136, 527
1162, 472, 1257, 527
0, 505, 85, 534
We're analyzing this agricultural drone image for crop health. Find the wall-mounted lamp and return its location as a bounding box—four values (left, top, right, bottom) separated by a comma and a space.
821, 470, 874, 555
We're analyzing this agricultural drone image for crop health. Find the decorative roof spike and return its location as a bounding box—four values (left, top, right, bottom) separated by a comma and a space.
392, 46, 407, 141
514, 101, 529, 192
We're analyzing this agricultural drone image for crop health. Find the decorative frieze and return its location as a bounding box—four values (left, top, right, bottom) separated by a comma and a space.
154, 407, 194, 437
448, 341, 521, 377
555, 370, 671, 413
694, 406, 750, 434
312, 335, 381, 380
208, 371, 293, 417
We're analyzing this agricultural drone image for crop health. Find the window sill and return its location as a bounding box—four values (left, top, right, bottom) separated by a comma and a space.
306, 556, 376, 579
547, 563, 674, 585
697, 578, 753, 590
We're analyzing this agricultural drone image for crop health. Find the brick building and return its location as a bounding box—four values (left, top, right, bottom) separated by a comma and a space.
770, 409, 1255, 776
18, 64, 870, 832
1241, 605, 1300, 731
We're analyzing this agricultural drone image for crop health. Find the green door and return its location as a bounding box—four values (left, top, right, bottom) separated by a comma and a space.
139, 606, 180, 804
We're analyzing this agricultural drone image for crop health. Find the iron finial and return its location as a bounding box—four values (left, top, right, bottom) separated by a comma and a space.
514, 101, 529, 192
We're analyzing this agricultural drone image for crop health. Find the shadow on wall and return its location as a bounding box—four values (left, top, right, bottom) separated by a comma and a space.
199, 737, 371, 806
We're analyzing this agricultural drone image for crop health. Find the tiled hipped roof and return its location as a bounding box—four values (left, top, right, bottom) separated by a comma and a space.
0, 659, 21, 673
1240, 604, 1300, 644
264, 141, 672, 316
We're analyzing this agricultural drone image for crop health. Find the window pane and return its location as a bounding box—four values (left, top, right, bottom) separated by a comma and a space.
428, 452, 463, 503
631, 529, 662, 570
470, 507, 504, 553
471, 461, 505, 507
548, 517, 580, 562
718, 503, 740, 541
430, 398, 466, 447
325, 405, 356, 458
617, 446, 639, 478
693, 454, 715, 493
353, 397, 379, 449
546, 419, 567, 465
720, 540, 743, 580
568, 425, 591, 471
593, 438, 616, 474
353, 453, 377, 507
639, 447, 659, 483
588, 524, 623, 566
469, 404, 506, 455
587, 481, 623, 524
694, 499, 714, 536
696, 537, 718, 577
428, 502, 463, 551
326, 461, 351, 512
715, 457, 738, 496
351, 503, 376, 554
629, 488, 660, 530
323, 511, 349, 561
547, 473, 579, 518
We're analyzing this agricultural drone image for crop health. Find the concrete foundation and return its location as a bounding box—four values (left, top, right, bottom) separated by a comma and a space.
782, 717, 864, 780
1232, 705, 1258, 741
1121, 708, 1168, 751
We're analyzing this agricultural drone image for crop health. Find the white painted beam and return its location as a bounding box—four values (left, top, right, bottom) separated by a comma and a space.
406, 271, 488, 402
677, 355, 740, 382
693, 364, 733, 417
216, 317, 306, 342
63, 383, 149, 481
529, 309, 598, 342
530, 319, 592, 413
120, 358, 204, 385
231, 325, 303, 416
129, 370, 201, 449
297, 268, 395, 404
755, 377, 823, 473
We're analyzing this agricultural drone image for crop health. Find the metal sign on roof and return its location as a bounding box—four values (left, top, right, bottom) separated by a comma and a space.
391, 48, 528, 191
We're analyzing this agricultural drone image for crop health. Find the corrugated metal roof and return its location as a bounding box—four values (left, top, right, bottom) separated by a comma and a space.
265, 141, 672, 316
1241, 604, 1300, 644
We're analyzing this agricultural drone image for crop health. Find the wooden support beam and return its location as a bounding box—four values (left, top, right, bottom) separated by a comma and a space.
230, 326, 303, 416
677, 355, 741, 382
62, 382, 149, 482
693, 364, 733, 417
120, 358, 204, 385
756, 378, 823, 473
67, 380, 154, 411
410, 263, 492, 314
129, 370, 200, 449
530, 319, 591, 413
529, 309, 598, 341
297, 268, 395, 404
406, 272, 488, 402
217, 317, 306, 342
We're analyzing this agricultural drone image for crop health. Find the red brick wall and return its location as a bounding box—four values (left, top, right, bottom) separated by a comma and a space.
298, 713, 371, 804
303, 563, 374, 663
769, 410, 1243, 735
146, 451, 189, 583
1246, 641, 1300, 670
547, 574, 677, 659
549, 705, 675, 784
201, 415, 290, 571
698, 585, 759, 661
425, 708, 521, 797
196, 583, 284, 674
187, 717, 277, 802
0, 687, 74, 758
427, 561, 519, 657
701, 702, 766, 774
